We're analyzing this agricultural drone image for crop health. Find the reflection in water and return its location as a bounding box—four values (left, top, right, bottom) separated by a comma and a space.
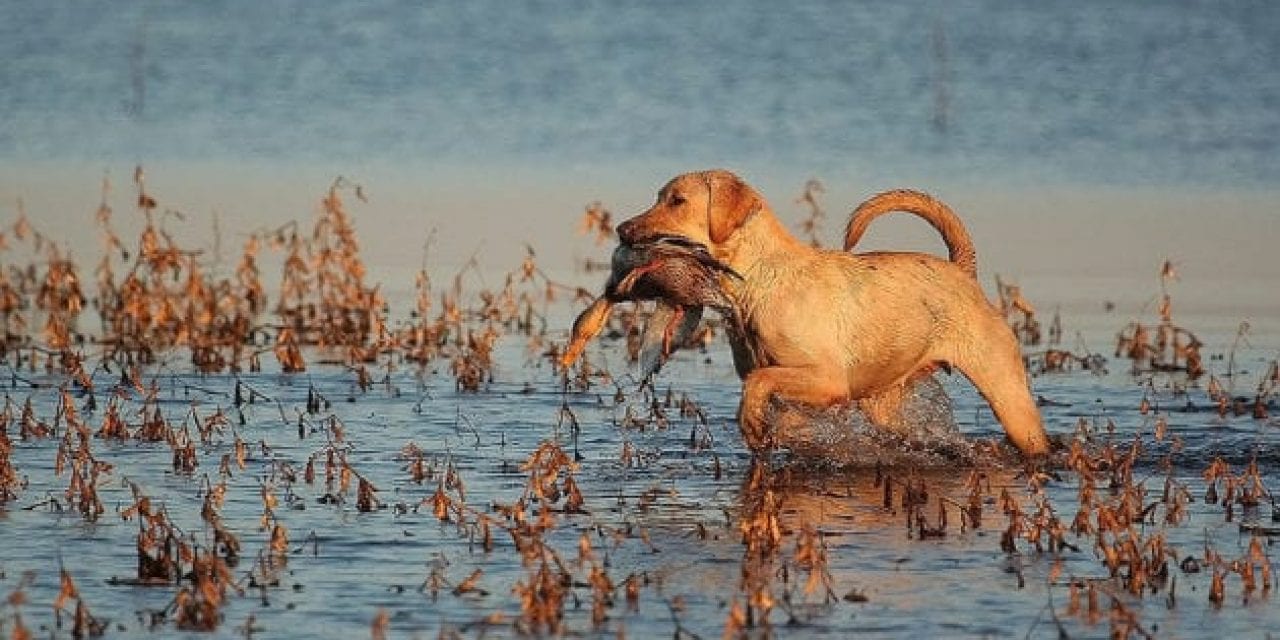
724, 456, 1033, 634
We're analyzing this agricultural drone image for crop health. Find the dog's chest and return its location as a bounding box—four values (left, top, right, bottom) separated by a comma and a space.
727, 291, 802, 369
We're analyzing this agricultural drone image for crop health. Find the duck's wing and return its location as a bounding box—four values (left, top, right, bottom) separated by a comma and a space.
637, 303, 704, 382
667, 305, 706, 355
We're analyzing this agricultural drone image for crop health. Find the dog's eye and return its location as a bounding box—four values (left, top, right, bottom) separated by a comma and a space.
669, 194, 686, 206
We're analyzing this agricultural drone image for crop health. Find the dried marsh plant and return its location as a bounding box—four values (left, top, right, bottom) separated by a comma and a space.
995, 274, 1044, 347
1114, 260, 1204, 378
793, 178, 826, 248
1, 171, 1276, 639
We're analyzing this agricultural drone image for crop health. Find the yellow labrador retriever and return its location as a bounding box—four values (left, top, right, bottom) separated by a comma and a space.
614, 169, 1050, 458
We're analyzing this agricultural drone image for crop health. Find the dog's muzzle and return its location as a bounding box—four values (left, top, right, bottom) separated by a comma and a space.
615, 217, 642, 245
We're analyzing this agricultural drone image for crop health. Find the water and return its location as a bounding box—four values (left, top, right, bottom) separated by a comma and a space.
2, 1, 1279, 186
2, 2, 1279, 638
0, 285, 1277, 638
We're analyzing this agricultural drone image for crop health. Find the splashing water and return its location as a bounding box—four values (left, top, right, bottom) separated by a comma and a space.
771, 375, 1008, 468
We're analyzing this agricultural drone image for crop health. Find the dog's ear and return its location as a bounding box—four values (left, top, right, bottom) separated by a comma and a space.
705, 171, 761, 244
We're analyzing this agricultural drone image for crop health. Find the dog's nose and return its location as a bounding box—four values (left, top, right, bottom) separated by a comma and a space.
616, 217, 639, 244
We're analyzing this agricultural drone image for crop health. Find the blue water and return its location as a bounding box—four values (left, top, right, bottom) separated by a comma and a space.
3, 1, 1279, 186
2, 5, 1280, 634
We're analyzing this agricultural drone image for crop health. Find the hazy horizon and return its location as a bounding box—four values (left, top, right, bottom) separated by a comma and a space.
3, 159, 1276, 321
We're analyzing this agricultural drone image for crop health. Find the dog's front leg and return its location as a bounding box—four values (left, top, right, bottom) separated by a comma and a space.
738, 366, 847, 450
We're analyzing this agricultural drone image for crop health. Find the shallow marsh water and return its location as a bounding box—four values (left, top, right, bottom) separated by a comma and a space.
3, 3, 1280, 636
1, 296, 1278, 639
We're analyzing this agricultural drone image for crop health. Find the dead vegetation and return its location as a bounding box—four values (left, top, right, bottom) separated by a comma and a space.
0, 175, 1275, 638
793, 178, 826, 248
1115, 260, 1205, 378
996, 274, 1052, 346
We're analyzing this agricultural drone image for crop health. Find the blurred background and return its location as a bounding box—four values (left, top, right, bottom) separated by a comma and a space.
2, 0, 1277, 313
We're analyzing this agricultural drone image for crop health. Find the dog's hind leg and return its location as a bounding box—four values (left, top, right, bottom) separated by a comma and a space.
738, 366, 848, 450
946, 326, 1050, 457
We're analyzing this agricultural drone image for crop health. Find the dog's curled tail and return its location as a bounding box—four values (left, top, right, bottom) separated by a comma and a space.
844, 189, 977, 278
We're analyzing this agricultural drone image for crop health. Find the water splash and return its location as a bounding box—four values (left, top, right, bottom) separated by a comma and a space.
772, 376, 1005, 468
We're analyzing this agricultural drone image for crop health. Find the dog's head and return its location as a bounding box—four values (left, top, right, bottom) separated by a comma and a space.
616, 170, 764, 248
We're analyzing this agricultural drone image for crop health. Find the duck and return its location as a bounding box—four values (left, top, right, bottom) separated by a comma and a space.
561, 235, 744, 378
605, 235, 741, 311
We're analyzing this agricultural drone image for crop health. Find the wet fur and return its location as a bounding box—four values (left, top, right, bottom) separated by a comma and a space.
615, 169, 1050, 457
